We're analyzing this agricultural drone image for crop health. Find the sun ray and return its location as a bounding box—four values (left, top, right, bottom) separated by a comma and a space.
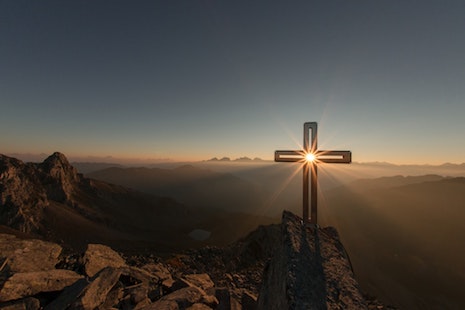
263, 163, 304, 210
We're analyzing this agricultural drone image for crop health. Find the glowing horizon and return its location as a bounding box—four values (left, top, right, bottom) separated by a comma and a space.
4, 149, 465, 166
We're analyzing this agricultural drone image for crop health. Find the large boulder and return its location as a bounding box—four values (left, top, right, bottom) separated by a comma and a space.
73, 267, 122, 309
46, 267, 121, 310
83, 244, 126, 277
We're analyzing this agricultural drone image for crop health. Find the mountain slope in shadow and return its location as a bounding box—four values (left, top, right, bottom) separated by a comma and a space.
321, 175, 465, 309
87, 165, 265, 212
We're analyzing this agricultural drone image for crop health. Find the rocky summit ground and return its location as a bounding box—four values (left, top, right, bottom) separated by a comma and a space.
0, 224, 277, 309
0, 211, 393, 309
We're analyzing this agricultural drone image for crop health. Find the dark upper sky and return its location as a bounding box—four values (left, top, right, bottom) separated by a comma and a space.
1, 1, 465, 163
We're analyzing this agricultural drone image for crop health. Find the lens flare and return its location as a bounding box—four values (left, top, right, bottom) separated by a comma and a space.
305, 153, 316, 162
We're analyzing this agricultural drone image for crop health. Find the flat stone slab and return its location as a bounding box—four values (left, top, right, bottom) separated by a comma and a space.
0, 269, 83, 302
0, 234, 62, 273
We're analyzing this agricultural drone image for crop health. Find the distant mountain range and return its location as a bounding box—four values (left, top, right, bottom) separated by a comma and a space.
206, 156, 265, 162
8, 152, 465, 173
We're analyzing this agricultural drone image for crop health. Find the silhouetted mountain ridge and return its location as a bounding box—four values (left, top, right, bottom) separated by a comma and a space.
71, 162, 124, 174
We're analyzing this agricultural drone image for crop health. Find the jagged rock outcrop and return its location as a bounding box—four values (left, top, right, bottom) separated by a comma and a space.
257, 211, 367, 309
0, 152, 192, 250
37, 152, 81, 203
0, 152, 82, 233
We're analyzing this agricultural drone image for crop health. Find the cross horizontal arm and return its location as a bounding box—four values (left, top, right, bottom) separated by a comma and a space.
275, 150, 304, 162
317, 150, 351, 163
275, 150, 351, 163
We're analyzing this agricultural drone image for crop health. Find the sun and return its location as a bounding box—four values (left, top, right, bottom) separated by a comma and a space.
305, 153, 316, 162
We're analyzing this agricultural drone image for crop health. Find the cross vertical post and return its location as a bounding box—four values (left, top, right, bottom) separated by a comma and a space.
311, 160, 318, 224
275, 122, 351, 225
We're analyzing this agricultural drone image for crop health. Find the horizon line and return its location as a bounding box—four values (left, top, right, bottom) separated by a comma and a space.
3, 152, 465, 167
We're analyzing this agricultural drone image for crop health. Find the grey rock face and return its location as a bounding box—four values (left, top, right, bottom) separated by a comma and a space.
257, 211, 368, 310
0, 152, 82, 233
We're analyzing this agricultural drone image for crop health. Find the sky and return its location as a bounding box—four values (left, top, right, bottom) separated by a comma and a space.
1, 1, 465, 164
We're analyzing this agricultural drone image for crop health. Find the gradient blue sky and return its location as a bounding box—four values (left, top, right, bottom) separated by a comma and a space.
1, 1, 465, 164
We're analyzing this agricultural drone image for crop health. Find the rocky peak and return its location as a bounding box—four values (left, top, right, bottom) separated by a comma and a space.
37, 152, 81, 203
41, 152, 72, 168
39, 152, 80, 184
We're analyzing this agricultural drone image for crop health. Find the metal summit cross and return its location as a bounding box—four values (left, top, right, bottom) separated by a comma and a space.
275, 122, 351, 225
